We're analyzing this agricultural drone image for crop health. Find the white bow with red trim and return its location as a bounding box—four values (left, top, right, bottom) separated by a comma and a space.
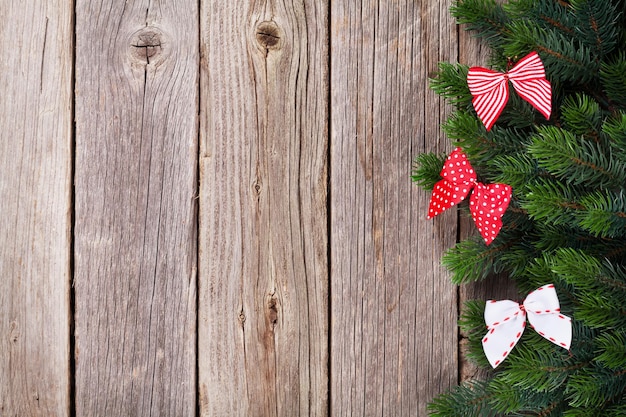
482, 284, 572, 368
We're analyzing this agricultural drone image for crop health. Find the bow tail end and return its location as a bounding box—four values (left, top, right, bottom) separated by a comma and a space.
529, 312, 572, 351
482, 318, 526, 368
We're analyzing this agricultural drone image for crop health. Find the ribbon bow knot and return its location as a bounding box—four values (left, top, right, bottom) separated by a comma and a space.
482, 284, 572, 368
468, 51, 552, 131
427, 148, 512, 245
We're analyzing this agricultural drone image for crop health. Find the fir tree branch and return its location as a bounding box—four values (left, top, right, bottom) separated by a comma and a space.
414, 1, 626, 414
538, 15, 574, 35
537, 400, 559, 417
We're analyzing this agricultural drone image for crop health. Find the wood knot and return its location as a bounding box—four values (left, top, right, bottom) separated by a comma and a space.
130, 27, 166, 64
266, 293, 279, 327
255, 21, 282, 51
9, 321, 19, 343
252, 179, 262, 197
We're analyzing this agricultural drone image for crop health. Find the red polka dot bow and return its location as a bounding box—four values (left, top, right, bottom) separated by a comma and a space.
427, 148, 512, 245
467, 51, 552, 131
482, 284, 572, 368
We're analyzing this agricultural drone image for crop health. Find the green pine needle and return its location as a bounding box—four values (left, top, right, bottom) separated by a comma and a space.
429, 63, 472, 109
530, 126, 626, 188
411, 152, 447, 190
601, 53, 626, 107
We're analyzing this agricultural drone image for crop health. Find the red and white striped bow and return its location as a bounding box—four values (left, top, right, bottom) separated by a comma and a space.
482, 284, 572, 368
427, 148, 511, 245
467, 51, 552, 131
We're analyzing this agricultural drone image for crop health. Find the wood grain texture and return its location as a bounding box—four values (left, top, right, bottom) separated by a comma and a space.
330, 1, 458, 415
74, 1, 198, 415
198, 1, 329, 416
0, 2, 72, 415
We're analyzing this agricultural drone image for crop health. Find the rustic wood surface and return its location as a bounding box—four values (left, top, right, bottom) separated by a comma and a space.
0, 1, 496, 415
198, 1, 329, 416
73, 1, 198, 415
330, 1, 458, 415
0, 2, 72, 416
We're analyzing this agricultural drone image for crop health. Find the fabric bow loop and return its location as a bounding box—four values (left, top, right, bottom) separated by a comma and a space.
467, 51, 552, 131
482, 284, 572, 368
427, 148, 511, 245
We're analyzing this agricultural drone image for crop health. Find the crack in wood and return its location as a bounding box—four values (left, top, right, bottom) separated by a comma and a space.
40, 17, 49, 92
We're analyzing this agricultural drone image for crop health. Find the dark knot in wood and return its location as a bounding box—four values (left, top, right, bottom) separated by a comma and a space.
256, 21, 281, 51
9, 321, 19, 343
130, 27, 164, 64
266, 294, 279, 327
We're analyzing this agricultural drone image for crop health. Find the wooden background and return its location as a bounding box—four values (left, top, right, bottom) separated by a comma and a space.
0, 0, 512, 416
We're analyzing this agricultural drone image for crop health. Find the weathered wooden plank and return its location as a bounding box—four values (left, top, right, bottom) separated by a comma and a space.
0, 2, 72, 415
198, 1, 329, 416
74, 2, 198, 415
330, 1, 458, 415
